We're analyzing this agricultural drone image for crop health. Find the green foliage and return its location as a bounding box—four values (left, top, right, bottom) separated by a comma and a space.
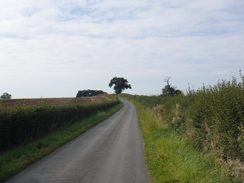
0, 101, 119, 153
123, 98, 226, 183
161, 77, 183, 97
76, 89, 105, 97
121, 72, 244, 182
109, 77, 132, 94
187, 77, 244, 161
0, 93, 12, 99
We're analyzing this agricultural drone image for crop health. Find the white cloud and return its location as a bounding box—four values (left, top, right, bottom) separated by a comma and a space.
0, 0, 244, 97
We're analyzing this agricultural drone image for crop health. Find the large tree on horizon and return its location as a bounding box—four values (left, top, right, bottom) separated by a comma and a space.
109, 77, 132, 95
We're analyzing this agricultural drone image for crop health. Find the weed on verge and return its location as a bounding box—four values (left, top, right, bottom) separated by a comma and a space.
122, 97, 228, 183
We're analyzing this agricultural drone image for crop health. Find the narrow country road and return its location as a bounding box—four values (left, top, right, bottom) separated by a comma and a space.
6, 99, 150, 183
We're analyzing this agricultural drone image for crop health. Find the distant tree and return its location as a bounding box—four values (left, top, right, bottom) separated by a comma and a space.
1, 92, 12, 99
109, 77, 132, 95
76, 89, 105, 97
162, 77, 182, 96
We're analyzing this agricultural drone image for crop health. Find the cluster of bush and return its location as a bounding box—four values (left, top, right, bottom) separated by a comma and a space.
0, 100, 119, 152
0, 93, 11, 99
124, 72, 244, 182
76, 89, 105, 97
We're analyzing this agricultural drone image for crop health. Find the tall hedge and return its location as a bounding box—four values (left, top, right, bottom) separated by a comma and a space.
0, 101, 119, 152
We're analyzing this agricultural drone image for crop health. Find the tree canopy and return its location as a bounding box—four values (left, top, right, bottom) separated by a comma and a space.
162, 77, 182, 96
1, 92, 12, 99
76, 89, 105, 97
109, 77, 132, 95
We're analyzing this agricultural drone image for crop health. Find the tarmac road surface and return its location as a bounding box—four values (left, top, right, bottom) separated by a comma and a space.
6, 99, 150, 183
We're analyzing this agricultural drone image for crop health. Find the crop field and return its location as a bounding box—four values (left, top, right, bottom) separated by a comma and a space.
0, 95, 115, 108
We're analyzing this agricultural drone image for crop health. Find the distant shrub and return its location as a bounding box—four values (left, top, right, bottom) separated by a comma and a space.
0, 93, 12, 99
76, 89, 105, 97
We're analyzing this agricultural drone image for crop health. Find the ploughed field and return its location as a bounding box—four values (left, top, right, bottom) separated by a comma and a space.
0, 95, 114, 108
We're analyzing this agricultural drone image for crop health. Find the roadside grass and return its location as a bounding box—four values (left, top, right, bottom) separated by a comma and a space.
0, 102, 123, 183
121, 72, 244, 182
129, 99, 228, 183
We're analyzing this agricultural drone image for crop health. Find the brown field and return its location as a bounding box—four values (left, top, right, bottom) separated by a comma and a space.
0, 95, 115, 108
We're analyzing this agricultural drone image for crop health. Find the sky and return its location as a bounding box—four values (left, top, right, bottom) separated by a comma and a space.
0, 0, 244, 98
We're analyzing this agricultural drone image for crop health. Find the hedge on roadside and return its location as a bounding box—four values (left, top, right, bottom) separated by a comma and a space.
0, 101, 119, 152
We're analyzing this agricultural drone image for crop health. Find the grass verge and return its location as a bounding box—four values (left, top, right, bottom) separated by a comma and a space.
0, 102, 123, 183
129, 99, 228, 183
